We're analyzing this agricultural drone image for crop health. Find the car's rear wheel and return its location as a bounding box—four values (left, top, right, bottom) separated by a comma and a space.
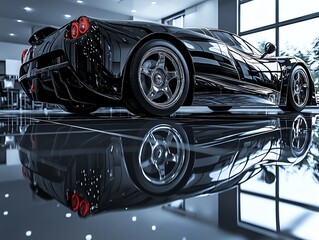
125, 122, 194, 195
59, 102, 99, 114
281, 66, 310, 112
125, 40, 190, 116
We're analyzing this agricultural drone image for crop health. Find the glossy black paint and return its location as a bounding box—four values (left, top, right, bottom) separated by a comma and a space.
19, 17, 317, 113
19, 114, 312, 217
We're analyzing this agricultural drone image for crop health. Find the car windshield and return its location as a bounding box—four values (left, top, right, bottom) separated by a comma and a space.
210, 30, 261, 56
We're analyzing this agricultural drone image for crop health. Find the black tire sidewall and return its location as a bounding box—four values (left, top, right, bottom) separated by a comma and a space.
129, 40, 190, 116
287, 66, 309, 112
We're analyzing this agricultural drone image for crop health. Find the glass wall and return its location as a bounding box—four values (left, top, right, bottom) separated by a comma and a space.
164, 14, 184, 28
239, 0, 319, 85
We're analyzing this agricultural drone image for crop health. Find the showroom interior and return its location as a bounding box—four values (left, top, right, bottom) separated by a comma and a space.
1, 0, 319, 239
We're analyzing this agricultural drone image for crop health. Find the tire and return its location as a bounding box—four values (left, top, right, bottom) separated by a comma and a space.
125, 122, 194, 195
280, 114, 311, 163
208, 106, 232, 112
124, 40, 190, 116
59, 102, 99, 114
280, 66, 310, 112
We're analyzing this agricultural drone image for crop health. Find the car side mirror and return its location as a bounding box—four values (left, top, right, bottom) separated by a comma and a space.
261, 42, 276, 59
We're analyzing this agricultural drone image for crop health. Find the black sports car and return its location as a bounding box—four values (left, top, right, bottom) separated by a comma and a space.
19, 16, 318, 116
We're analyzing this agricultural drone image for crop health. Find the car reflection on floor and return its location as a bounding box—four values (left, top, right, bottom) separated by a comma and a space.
18, 112, 313, 219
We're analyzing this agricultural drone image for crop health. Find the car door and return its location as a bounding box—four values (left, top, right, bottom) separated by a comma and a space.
211, 31, 282, 96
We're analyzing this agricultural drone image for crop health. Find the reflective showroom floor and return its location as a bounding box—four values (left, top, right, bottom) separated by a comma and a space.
0, 107, 318, 240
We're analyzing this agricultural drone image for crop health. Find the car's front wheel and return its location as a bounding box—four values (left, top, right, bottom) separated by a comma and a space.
125, 40, 190, 116
281, 66, 310, 112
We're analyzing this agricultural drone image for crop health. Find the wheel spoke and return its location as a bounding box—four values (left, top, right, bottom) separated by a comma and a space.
147, 87, 158, 100
141, 158, 154, 169
295, 72, 300, 82
167, 152, 178, 163
156, 52, 166, 69
165, 131, 174, 146
148, 132, 158, 149
141, 67, 153, 78
294, 92, 301, 105
154, 163, 166, 181
302, 84, 308, 89
163, 87, 173, 100
166, 71, 179, 82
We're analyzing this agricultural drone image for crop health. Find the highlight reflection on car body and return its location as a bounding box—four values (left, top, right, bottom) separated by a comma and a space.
19, 16, 318, 116
19, 114, 312, 218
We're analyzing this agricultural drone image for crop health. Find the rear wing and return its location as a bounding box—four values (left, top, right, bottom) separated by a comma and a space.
29, 27, 58, 45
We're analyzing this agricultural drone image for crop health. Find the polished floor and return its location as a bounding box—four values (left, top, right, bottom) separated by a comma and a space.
0, 107, 318, 240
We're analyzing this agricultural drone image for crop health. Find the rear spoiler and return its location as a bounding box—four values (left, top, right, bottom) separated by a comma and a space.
28, 26, 58, 45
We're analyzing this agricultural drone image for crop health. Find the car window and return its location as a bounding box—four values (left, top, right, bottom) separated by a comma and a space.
210, 30, 261, 56
233, 35, 261, 55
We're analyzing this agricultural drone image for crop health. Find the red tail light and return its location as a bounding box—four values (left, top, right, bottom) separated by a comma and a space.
66, 16, 90, 40
21, 48, 28, 63
22, 166, 28, 178
79, 199, 89, 217
78, 17, 89, 34
71, 193, 80, 211
71, 22, 79, 39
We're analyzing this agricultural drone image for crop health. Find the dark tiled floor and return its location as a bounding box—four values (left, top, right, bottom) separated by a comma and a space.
0, 107, 318, 240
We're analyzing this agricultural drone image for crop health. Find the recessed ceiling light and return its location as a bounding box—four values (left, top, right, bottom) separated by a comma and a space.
9, 33, 15, 36
77, 0, 83, 3
64, 14, 71, 18
17, 19, 23, 23
151, 1, 156, 4
24, 6, 32, 12
131, 9, 137, 13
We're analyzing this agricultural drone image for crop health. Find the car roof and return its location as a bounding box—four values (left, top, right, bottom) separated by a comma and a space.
187, 27, 239, 37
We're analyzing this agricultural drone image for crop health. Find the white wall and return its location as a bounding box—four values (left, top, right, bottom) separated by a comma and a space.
0, 42, 29, 61
133, 16, 161, 23
184, 0, 219, 28
5, 59, 21, 76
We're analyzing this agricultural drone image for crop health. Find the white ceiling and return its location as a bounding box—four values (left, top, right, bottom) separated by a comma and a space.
0, 0, 206, 45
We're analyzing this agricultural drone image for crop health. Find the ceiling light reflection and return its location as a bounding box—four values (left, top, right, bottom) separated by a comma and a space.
151, 225, 157, 231
131, 10, 137, 13
24, 7, 32, 12
3, 211, 8, 216
26, 231, 32, 237
132, 216, 137, 222
77, 0, 84, 3
85, 234, 92, 240
65, 14, 72, 18
4, 193, 9, 198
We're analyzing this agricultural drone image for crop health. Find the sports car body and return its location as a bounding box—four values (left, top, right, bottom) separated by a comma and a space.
19, 16, 318, 116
